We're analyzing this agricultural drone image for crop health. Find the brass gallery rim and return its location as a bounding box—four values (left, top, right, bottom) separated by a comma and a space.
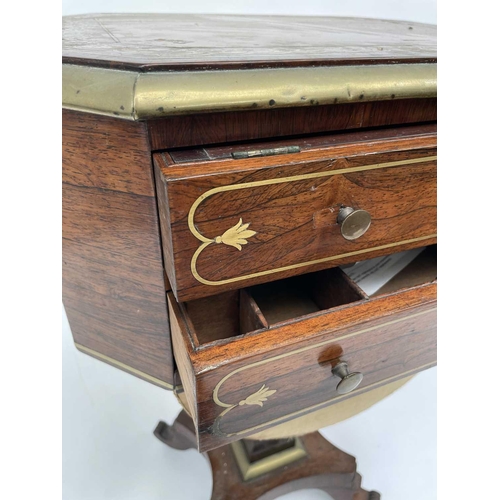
62, 63, 437, 120
188, 155, 437, 286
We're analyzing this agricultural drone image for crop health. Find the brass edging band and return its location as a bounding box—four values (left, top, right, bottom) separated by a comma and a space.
62, 63, 436, 120
62, 65, 137, 119
188, 155, 437, 286
74, 343, 174, 390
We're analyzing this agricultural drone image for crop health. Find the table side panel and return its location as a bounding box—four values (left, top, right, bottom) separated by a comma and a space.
62, 110, 174, 388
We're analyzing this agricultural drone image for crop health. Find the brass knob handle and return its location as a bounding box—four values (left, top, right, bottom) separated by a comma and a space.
337, 207, 371, 241
332, 362, 363, 394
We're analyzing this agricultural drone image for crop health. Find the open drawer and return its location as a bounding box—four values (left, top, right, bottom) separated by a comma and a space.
169, 246, 437, 452
154, 124, 437, 302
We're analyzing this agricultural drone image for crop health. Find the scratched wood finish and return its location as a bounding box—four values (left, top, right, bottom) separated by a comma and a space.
147, 98, 436, 151
63, 14, 436, 71
62, 109, 174, 388
169, 270, 437, 452
154, 129, 437, 301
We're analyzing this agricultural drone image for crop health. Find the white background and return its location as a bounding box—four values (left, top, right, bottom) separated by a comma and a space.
61, 2, 437, 499
62, 0, 437, 25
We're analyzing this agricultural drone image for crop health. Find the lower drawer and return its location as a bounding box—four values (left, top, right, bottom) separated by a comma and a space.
169, 247, 437, 452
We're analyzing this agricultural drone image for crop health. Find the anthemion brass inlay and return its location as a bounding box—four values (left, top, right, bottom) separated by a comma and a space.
214, 218, 257, 250
238, 385, 277, 408
210, 307, 436, 438
188, 155, 437, 286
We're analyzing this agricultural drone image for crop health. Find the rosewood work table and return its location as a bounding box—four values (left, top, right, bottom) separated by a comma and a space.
62, 14, 437, 499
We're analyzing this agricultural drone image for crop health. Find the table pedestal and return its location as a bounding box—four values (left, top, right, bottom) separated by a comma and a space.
154, 411, 380, 500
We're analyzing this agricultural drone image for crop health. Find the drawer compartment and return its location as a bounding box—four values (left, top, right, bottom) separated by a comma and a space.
155, 125, 437, 302
169, 246, 437, 452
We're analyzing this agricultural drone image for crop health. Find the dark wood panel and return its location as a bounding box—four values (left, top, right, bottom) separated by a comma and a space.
147, 98, 437, 151
169, 123, 437, 163
155, 132, 437, 301
169, 281, 437, 452
62, 110, 174, 388
63, 14, 436, 71
153, 160, 177, 293
63, 185, 162, 263
62, 114, 154, 195
170, 300, 197, 418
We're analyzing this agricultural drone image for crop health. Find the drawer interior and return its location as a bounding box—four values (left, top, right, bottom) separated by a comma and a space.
180, 245, 436, 347
250, 267, 367, 325
183, 289, 268, 345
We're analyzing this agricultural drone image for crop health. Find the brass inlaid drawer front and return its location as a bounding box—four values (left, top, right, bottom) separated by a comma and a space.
168, 247, 437, 452
154, 127, 437, 302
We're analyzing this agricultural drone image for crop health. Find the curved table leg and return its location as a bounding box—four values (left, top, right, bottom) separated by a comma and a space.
154, 411, 197, 451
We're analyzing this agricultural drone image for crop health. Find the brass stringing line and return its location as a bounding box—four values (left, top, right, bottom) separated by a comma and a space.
188, 155, 437, 285
212, 307, 436, 408
188, 155, 437, 241
215, 361, 436, 438
191, 234, 437, 287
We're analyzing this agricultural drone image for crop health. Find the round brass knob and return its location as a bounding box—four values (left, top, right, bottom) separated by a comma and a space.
337, 207, 371, 241
332, 361, 363, 394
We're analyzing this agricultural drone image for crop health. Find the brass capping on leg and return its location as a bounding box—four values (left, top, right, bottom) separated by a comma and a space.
231, 438, 308, 481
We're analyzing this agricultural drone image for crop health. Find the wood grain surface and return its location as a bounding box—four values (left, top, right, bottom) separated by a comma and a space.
62, 110, 174, 388
155, 129, 437, 301
63, 14, 436, 71
169, 272, 437, 452
147, 99, 437, 150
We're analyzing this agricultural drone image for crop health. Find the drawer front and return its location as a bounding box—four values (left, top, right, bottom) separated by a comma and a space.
169, 281, 437, 452
155, 133, 437, 301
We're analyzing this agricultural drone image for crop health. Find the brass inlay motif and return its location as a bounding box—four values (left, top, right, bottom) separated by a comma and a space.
239, 384, 277, 407
215, 218, 257, 251
210, 307, 436, 438
188, 155, 437, 286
